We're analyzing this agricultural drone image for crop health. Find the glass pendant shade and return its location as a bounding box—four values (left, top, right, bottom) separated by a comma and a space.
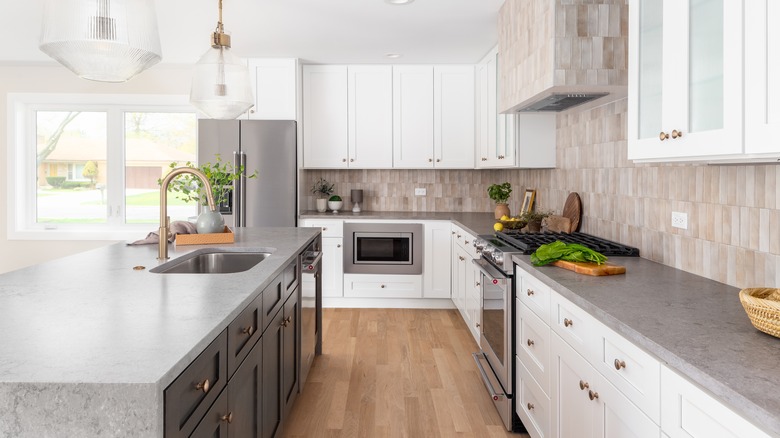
39, 0, 162, 82
190, 45, 254, 119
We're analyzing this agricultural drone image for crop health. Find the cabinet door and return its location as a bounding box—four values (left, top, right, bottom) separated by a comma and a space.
551, 333, 597, 438
423, 221, 452, 299
596, 374, 660, 438
465, 262, 481, 343
517, 300, 551, 396
433, 65, 475, 168
744, 0, 780, 155
348, 66, 393, 168
247, 58, 297, 120
262, 308, 284, 438
452, 243, 469, 315
282, 289, 300, 419
393, 66, 434, 168
228, 338, 263, 438
302, 65, 348, 168
321, 237, 344, 297
476, 61, 490, 165
189, 389, 229, 438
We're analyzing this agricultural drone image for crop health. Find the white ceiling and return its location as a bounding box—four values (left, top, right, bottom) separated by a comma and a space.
2, 0, 504, 65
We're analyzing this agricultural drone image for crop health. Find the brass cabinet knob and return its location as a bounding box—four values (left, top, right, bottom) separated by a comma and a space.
588, 390, 599, 401
457, 234, 462, 238
564, 318, 573, 327
527, 402, 535, 411
350, 158, 355, 162
476, 323, 480, 328
241, 326, 254, 336
527, 339, 535, 347
464, 240, 470, 245
659, 131, 669, 141
475, 282, 480, 287
250, 109, 255, 114
452, 231, 456, 235
481, 157, 487, 161
614, 359, 626, 370
671, 129, 683, 139
579, 380, 589, 390
380, 284, 386, 289
322, 227, 327, 231
428, 158, 433, 162
195, 379, 210, 393
342, 158, 347, 162
527, 289, 534, 296
281, 316, 292, 328
221, 412, 233, 423
498, 155, 505, 159
337, 244, 341, 248
458, 256, 465, 261
436, 158, 441, 162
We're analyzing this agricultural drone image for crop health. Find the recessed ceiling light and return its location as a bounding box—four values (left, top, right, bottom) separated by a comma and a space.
385, 53, 402, 59
385, 0, 414, 5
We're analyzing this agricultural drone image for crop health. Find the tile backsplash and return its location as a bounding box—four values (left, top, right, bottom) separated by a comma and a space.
303, 98, 779, 289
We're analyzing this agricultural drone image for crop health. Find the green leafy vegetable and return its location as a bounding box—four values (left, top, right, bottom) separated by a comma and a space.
530, 241, 608, 266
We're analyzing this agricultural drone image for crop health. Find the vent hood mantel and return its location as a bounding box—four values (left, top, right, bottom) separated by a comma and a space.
498, 0, 628, 113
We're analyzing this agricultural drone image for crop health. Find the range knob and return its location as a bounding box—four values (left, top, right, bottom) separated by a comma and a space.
492, 251, 504, 266
474, 238, 487, 252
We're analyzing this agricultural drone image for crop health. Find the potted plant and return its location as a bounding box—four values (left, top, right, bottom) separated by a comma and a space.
327, 195, 343, 213
521, 209, 552, 233
487, 182, 512, 219
311, 178, 335, 212
160, 155, 256, 233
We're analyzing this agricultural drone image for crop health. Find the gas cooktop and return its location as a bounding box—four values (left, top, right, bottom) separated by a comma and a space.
496, 231, 640, 256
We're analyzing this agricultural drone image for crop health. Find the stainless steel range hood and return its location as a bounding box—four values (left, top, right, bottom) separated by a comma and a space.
498, 1, 628, 114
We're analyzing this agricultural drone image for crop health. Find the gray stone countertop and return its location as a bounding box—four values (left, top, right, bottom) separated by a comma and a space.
300, 210, 497, 236
512, 255, 780, 437
0, 227, 319, 437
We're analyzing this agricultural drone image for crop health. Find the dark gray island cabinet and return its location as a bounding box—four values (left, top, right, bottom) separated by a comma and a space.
165, 258, 301, 438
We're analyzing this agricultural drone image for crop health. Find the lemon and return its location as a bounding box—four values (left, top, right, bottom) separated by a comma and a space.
493, 222, 504, 232
500, 215, 509, 221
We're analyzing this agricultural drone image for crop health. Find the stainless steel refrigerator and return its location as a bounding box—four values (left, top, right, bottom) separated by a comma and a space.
198, 120, 297, 227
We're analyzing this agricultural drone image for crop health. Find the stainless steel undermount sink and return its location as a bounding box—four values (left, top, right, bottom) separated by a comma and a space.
150, 249, 273, 274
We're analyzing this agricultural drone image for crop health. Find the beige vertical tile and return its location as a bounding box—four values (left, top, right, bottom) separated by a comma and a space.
759, 208, 770, 254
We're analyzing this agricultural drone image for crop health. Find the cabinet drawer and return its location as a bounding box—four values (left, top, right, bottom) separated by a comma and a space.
516, 266, 551, 323
516, 356, 551, 438
227, 294, 263, 378
343, 274, 422, 298
597, 325, 661, 424
517, 299, 551, 396
301, 219, 343, 238
164, 330, 228, 438
551, 292, 599, 362
262, 276, 285, 332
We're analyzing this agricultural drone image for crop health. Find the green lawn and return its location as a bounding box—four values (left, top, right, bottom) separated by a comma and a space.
125, 191, 195, 207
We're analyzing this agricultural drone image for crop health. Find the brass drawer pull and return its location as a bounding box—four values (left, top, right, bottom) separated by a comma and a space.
527, 289, 534, 296
221, 412, 233, 423
195, 379, 210, 393
527, 339, 535, 347
659, 131, 669, 141
564, 318, 573, 327
588, 390, 599, 401
527, 402, 534, 411
614, 359, 626, 370
579, 380, 589, 390
241, 326, 254, 336
281, 316, 292, 328
671, 129, 683, 139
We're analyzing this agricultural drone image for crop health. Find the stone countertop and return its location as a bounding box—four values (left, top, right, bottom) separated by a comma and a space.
0, 227, 319, 438
300, 210, 497, 236
512, 255, 780, 437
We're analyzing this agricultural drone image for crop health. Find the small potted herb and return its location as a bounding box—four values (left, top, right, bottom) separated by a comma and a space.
521, 209, 552, 233
327, 195, 343, 214
311, 178, 334, 212
487, 182, 512, 219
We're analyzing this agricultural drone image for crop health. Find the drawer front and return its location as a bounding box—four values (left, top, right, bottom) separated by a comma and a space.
551, 292, 599, 362
164, 330, 228, 438
516, 267, 551, 323
598, 326, 661, 424
227, 293, 263, 378
301, 219, 343, 238
517, 299, 551, 396
343, 274, 422, 298
516, 356, 551, 438
188, 388, 228, 438
262, 276, 285, 332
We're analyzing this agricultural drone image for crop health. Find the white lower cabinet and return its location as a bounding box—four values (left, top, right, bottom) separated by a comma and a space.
343, 274, 422, 299
423, 221, 452, 299
517, 299, 551, 395
321, 238, 343, 297
660, 366, 770, 438
517, 356, 552, 438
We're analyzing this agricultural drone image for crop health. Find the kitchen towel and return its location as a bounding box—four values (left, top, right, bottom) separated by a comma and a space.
128, 221, 197, 245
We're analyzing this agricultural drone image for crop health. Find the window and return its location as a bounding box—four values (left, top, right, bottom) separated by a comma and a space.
8, 94, 198, 240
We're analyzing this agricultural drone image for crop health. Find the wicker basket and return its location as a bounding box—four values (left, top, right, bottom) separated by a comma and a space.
499, 218, 527, 230
739, 288, 780, 339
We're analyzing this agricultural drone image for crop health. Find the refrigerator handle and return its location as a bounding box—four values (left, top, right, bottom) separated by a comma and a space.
233, 151, 242, 226
240, 152, 248, 227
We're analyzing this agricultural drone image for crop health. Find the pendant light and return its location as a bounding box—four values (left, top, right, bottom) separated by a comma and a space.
39, 0, 162, 82
190, 0, 254, 120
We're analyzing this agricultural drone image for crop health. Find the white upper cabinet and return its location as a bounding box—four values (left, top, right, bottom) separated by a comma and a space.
348, 66, 394, 168
393, 66, 436, 168
302, 65, 348, 168
245, 58, 299, 120
628, 0, 744, 161
434, 65, 475, 168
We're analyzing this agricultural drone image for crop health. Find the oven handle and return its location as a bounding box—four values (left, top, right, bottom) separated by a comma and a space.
472, 258, 509, 281
302, 251, 323, 274
472, 352, 506, 402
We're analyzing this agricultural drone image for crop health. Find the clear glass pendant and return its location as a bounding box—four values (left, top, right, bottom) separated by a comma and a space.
190, 44, 254, 120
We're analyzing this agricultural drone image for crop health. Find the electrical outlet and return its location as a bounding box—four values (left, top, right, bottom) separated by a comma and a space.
415, 188, 426, 196
672, 211, 688, 230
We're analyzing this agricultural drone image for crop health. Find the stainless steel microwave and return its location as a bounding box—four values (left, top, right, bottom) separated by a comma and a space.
343, 222, 423, 275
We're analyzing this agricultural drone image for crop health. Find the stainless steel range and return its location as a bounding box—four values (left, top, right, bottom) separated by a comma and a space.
471, 231, 640, 432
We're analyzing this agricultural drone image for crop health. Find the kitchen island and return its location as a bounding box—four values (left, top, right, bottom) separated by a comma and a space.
0, 227, 320, 438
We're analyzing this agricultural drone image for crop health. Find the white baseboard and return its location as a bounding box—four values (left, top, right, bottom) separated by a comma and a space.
322, 297, 456, 309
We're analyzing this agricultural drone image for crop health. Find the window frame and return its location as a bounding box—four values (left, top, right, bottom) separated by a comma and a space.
7, 93, 196, 241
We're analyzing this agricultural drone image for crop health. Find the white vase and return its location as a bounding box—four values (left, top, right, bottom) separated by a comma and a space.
327, 200, 343, 213
316, 198, 327, 213
196, 208, 225, 234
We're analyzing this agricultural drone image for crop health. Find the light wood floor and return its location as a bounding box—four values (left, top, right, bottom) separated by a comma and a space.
282, 308, 529, 438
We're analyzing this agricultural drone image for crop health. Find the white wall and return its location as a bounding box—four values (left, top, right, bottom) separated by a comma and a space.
0, 63, 194, 273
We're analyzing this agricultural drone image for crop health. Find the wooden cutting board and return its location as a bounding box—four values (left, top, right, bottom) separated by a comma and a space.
552, 260, 626, 276
562, 193, 582, 232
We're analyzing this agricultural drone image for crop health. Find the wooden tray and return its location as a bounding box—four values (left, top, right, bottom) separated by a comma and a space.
175, 227, 234, 245
552, 260, 625, 276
